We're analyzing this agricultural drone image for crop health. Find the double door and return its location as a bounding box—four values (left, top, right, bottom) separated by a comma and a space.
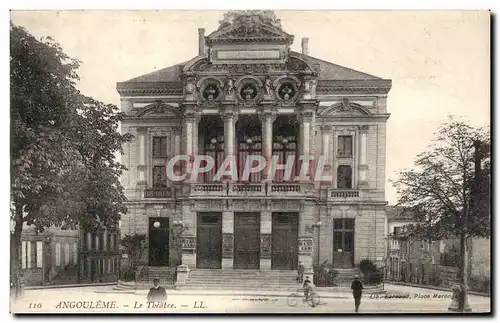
271, 212, 299, 270
197, 213, 222, 269
233, 212, 260, 269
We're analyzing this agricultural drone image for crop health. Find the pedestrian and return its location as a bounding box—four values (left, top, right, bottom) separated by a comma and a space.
297, 261, 305, 283
351, 274, 363, 312
147, 278, 167, 302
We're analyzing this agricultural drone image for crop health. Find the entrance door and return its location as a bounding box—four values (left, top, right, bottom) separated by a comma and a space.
333, 218, 354, 268
197, 213, 222, 269
271, 212, 298, 270
234, 212, 260, 269
149, 217, 170, 266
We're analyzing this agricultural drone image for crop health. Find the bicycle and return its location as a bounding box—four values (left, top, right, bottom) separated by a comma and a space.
287, 289, 321, 307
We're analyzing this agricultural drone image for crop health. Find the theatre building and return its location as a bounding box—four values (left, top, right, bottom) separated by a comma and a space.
117, 11, 391, 282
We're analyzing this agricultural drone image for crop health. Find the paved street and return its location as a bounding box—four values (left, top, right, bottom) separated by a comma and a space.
10, 283, 490, 314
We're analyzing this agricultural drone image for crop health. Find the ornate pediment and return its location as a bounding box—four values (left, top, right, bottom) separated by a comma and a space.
135, 101, 183, 118
319, 99, 372, 117
207, 10, 293, 44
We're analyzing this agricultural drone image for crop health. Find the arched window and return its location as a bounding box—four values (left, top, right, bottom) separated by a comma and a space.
199, 116, 224, 182
272, 116, 299, 182
337, 165, 352, 189
236, 115, 262, 183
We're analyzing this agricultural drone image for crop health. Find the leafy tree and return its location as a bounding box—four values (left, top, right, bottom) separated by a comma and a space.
10, 23, 131, 298
392, 118, 490, 312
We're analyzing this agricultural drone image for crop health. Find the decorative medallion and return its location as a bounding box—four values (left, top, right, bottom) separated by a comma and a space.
235, 78, 262, 104
273, 77, 300, 104
199, 79, 223, 103
240, 83, 258, 101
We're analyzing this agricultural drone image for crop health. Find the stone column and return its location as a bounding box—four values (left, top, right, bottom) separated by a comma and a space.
137, 127, 147, 186
321, 125, 332, 186
183, 109, 198, 178
223, 111, 237, 158
358, 125, 369, 188
259, 110, 276, 182
298, 105, 315, 182
222, 211, 234, 269
221, 108, 237, 182
260, 211, 272, 269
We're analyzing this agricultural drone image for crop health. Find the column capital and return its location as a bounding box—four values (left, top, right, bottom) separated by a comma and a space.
298, 111, 314, 123
258, 110, 276, 123
359, 125, 369, 133
321, 125, 333, 132
136, 126, 148, 133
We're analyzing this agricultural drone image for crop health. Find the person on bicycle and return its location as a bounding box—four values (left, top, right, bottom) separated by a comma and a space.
302, 276, 316, 307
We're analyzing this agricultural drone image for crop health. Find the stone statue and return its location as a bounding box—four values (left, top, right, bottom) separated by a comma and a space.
218, 10, 282, 30
225, 79, 234, 97
264, 78, 273, 96
309, 80, 317, 98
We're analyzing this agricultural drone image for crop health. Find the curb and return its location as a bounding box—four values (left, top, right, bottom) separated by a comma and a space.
387, 282, 490, 298
25, 282, 118, 290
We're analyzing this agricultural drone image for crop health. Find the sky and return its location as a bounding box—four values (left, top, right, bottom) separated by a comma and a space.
10, 10, 490, 205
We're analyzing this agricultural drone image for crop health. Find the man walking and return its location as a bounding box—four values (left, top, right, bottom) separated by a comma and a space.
147, 278, 167, 302
351, 274, 363, 312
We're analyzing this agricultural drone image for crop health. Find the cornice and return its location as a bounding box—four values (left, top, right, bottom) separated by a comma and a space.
317, 79, 392, 95
116, 82, 183, 96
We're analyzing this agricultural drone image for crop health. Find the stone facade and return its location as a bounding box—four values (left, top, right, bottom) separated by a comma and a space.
117, 10, 391, 276
17, 224, 120, 286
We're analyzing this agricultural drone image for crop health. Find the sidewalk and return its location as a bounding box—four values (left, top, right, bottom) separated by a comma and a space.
387, 281, 490, 298
25, 282, 117, 290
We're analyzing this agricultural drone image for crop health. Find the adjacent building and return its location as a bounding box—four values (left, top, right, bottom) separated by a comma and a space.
18, 223, 120, 286
386, 206, 491, 294
117, 10, 391, 278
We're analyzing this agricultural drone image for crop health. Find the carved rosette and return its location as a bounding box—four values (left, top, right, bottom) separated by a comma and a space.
260, 234, 272, 259
222, 233, 234, 258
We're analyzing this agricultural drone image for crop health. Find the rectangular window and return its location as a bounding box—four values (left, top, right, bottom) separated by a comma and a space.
73, 243, 78, 265
153, 166, 167, 188
107, 234, 111, 251
337, 165, 352, 189
152, 136, 168, 158
21, 241, 27, 269
338, 136, 353, 157
108, 258, 112, 274
36, 241, 43, 268
91, 234, 96, 251
64, 243, 70, 265
55, 243, 61, 266
26, 241, 32, 269
99, 233, 105, 251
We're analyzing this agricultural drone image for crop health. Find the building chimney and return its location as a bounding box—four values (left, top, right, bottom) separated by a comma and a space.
198, 28, 205, 56
301, 37, 309, 56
